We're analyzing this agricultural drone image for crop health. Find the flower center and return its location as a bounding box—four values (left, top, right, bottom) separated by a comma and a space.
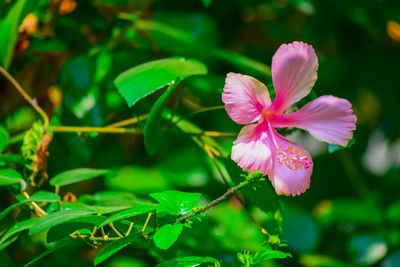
261, 109, 273, 121
272, 141, 312, 171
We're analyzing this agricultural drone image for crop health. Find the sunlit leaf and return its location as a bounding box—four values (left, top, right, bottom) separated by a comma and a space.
50, 168, 110, 187
150, 190, 201, 216
98, 204, 156, 228
29, 208, 97, 235
252, 249, 291, 264
114, 57, 207, 107
153, 224, 183, 250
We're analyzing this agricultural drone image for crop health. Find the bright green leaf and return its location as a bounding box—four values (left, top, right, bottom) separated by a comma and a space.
156, 256, 217, 267
98, 204, 156, 228
153, 224, 183, 250
114, 57, 207, 107
144, 79, 181, 155
150, 190, 201, 215
252, 249, 292, 264
0, 168, 22, 186
94, 234, 138, 266
29, 208, 97, 235
50, 168, 110, 187
0, 0, 38, 69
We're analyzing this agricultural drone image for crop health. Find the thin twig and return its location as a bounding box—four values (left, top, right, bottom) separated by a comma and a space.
174, 179, 251, 224
141, 213, 152, 232
109, 223, 124, 238
0, 66, 49, 127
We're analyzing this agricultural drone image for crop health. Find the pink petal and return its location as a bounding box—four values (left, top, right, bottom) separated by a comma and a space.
231, 123, 273, 174
270, 42, 318, 113
268, 130, 313, 196
271, 95, 357, 146
222, 73, 271, 125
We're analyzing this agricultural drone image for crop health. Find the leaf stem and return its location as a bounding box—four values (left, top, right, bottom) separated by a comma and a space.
0, 66, 50, 127
21, 191, 47, 218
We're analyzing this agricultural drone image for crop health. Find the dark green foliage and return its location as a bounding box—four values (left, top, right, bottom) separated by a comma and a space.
0, 0, 398, 266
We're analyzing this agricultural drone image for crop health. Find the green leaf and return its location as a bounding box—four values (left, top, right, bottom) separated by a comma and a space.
153, 224, 183, 250
94, 234, 138, 266
0, 154, 25, 166
0, 126, 8, 153
156, 256, 217, 267
114, 57, 207, 107
98, 204, 156, 228
0, 168, 22, 186
92, 205, 133, 215
50, 168, 110, 187
0, 235, 18, 251
29, 208, 97, 235
0, 218, 39, 246
0, 191, 60, 221
144, 79, 181, 155
150, 190, 201, 215
24, 238, 77, 267
252, 249, 292, 264
328, 138, 355, 153
46, 215, 106, 243
0, 0, 38, 69
30, 191, 61, 202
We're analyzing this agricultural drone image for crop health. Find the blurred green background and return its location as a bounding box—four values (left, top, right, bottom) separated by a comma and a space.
1, 0, 400, 266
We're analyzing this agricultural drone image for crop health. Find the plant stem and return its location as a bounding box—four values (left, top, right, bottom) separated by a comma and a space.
105, 114, 148, 128
22, 192, 47, 217
51, 126, 142, 134
174, 179, 251, 224
0, 66, 50, 127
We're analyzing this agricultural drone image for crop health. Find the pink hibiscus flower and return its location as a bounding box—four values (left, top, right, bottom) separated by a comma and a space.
222, 41, 357, 196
